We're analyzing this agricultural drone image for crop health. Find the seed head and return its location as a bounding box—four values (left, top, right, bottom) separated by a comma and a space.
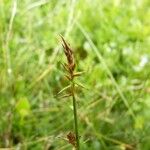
60, 36, 75, 79
67, 132, 76, 148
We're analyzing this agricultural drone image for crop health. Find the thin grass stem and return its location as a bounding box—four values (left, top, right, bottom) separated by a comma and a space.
71, 81, 80, 150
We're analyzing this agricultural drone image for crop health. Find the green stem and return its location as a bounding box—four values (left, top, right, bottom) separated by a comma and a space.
71, 81, 80, 150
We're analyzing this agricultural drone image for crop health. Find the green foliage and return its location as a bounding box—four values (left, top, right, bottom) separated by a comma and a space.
16, 97, 30, 118
0, 0, 150, 149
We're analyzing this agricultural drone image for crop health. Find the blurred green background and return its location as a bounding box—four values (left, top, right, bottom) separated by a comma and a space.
0, 0, 150, 149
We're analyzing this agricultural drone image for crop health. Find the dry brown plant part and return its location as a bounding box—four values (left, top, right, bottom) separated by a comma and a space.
67, 132, 77, 148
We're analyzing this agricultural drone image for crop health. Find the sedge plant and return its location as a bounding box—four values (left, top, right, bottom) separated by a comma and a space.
59, 36, 82, 150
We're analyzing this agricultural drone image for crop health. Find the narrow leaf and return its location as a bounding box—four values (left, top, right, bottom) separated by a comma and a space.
75, 82, 88, 90
57, 85, 71, 95
73, 71, 85, 77
58, 93, 72, 99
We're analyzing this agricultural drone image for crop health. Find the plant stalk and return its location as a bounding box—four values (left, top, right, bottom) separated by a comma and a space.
71, 81, 80, 150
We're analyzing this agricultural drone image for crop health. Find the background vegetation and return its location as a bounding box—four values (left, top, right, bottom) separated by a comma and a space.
0, 0, 150, 149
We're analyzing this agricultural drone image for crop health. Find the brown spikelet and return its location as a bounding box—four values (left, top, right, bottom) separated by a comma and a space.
60, 36, 75, 80
67, 132, 76, 148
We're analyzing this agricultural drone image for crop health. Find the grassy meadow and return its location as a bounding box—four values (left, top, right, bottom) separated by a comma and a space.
0, 0, 150, 149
